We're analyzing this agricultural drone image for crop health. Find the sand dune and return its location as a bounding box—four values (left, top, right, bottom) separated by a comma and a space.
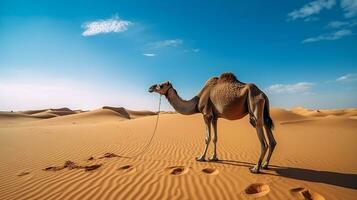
0, 111, 41, 125
30, 109, 77, 119
0, 108, 79, 125
0, 107, 356, 200
29, 107, 158, 126
126, 110, 157, 118
0, 106, 157, 126
291, 107, 357, 118
21, 109, 49, 115
269, 108, 306, 122
31, 108, 131, 125
103, 106, 157, 119
102, 106, 131, 119
21, 108, 76, 117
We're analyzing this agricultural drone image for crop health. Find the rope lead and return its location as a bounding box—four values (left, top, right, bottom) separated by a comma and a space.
124, 95, 162, 158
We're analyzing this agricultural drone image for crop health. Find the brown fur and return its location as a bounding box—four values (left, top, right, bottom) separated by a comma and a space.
197, 77, 218, 97
218, 72, 241, 83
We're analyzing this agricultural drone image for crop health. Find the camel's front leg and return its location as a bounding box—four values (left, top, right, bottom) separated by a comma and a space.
196, 116, 212, 162
209, 118, 219, 161
250, 127, 268, 173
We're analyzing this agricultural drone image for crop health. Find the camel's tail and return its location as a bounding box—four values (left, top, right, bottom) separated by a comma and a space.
263, 98, 274, 130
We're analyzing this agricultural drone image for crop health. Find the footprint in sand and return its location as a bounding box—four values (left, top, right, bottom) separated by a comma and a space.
83, 164, 102, 171
17, 171, 30, 177
166, 166, 189, 175
290, 187, 325, 200
244, 183, 270, 198
118, 165, 136, 174
43, 160, 102, 172
99, 152, 120, 159
201, 168, 219, 175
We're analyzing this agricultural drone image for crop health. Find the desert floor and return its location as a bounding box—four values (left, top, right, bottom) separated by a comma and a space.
0, 107, 356, 200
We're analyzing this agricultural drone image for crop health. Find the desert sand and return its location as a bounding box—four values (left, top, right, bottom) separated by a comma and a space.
0, 106, 356, 200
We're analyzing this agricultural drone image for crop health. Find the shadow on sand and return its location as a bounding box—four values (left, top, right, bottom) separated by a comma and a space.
217, 159, 357, 190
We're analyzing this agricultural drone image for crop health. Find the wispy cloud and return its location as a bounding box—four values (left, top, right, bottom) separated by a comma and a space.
326, 20, 350, 28
266, 82, 315, 94
149, 39, 183, 49
302, 29, 352, 43
142, 53, 156, 57
287, 0, 336, 21
341, 0, 357, 18
82, 16, 132, 36
326, 20, 357, 29
336, 73, 357, 82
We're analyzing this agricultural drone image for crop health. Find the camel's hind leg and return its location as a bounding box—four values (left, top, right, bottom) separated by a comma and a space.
209, 118, 219, 161
249, 99, 268, 174
262, 126, 277, 169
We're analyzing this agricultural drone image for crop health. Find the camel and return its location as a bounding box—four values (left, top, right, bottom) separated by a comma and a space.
148, 72, 276, 173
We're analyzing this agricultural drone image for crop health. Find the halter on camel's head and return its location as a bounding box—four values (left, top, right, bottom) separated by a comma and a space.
148, 81, 172, 95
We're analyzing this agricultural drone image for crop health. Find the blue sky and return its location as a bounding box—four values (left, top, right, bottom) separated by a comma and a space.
0, 0, 356, 111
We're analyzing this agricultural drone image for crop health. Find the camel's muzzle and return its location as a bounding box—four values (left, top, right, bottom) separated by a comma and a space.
148, 84, 157, 93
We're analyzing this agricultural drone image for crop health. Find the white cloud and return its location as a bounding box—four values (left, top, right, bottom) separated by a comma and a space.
142, 53, 156, 57
82, 16, 132, 36
288, 0, 336, 21
327, 20, 350, 28
302, 29, 352, 43
149, 39, 183, 48
266, 82, 315, 94
336, 73, 357, 82
341, 0, 357, 18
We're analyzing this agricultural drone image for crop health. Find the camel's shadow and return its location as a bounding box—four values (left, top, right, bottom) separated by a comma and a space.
217, 159, 357, 190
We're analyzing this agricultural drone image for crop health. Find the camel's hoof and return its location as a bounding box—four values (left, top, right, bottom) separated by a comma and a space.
196, 156, 206, 162
208, 156, 219, 162
262, 162, 269, 170
249, 166, 260, 174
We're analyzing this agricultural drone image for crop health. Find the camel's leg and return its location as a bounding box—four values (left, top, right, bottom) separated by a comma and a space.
250, 127, 268, 173
249, 99, 267, 173
196, 115, 212, 162
262, 125, 277, 169
209, 118, 219, 161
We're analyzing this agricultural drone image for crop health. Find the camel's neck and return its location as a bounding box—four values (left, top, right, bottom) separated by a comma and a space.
165, 87, 199, 115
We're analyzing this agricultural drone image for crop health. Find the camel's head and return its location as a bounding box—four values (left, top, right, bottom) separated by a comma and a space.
148, 81, 172, 95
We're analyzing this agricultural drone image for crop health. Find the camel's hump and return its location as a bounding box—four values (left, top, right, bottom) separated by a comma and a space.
218, 72, 239, 83
198, 77, 218, 97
